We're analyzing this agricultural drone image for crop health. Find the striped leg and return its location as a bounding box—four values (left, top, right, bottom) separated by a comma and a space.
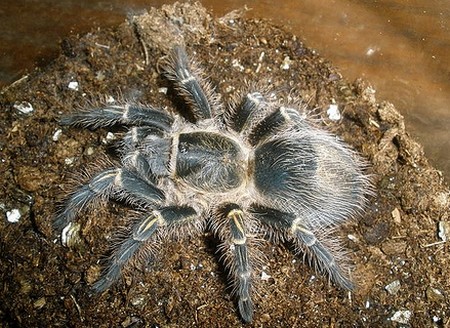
218, 205, 254, 323
251, 205, 353, 290
163, 46, 215, 120
226, 91, 266, 133
54, 168, 164, 231
61, 105, 173, 131
93, 205, 198, 292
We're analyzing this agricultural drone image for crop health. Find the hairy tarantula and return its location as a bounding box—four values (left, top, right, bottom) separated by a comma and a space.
55, 45, 370, 323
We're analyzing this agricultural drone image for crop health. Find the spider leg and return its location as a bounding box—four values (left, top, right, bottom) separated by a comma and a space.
163, 45, 214, 120
122, 135, 171, 177
61, 104, 173, 132
54, 167, 165, 231
251, 205, 354, 290
248, 106, 305, 146
93, 205, 198, 292
218, 205, 254, 323
226, 91, 266, 133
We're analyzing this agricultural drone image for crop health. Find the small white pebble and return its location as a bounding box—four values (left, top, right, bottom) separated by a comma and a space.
158, 87, 168, 94
52, 129, 62, 141
106, 95, 115, 104
85, 147, 95, 156
102, 132, 116, 144
14, 101, 34, 114
231, 59, 245, 72
365, 299, 370, 309
258, 51, 265, 62
438, 221, 449, 241
390, 309, 412, 324
385, 279, 401, 294
327, 104, 341, 121
61, 222, 81, 247
190, 263, 196, 271
68, 81, 79, 91
260, 271, 271, 281
280, 56, 292, 70
6, 209, 21, 223
366, 47, 377, 56
64, 157, 75, 165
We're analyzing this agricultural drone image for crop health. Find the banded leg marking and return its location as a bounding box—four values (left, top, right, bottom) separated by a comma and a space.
54, 168, 164, 231
93, 205, 198, 292
228, 92, 265, 133
61, 105, 173, 131
248, 107, 304, 145
164, 46, 212, 120
227, 207, 253, 323
251, 205, 354, 290
54, 169, 119, 230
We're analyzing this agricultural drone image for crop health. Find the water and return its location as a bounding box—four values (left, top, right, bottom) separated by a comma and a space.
1, 0, 449, 180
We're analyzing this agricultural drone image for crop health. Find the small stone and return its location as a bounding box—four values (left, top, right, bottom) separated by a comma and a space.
64, 157, 75, 165
280, 56, 292, 70
130, 294, 147, 307
102, 132, 116, 144
68, 81, 79, 90
390, 309, 412, 324
52, 129, 63, 142
385, 280, 401, 295
158, 87, 168, 94
391, 208, 401, 224
260, 271, 271, 281
438, 221, 449, 241
6, 208, 21, 223
33, 297, 46, 309
381, 240, 407, 256
327, 104, 341, 121
426, 286, 445, 302
61, 222, 82, 247
260, 313, 271, 322
85, 147, 95, 156
14, 101, 34, 114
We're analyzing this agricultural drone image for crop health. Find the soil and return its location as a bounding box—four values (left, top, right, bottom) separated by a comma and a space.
1, 2, 449, 327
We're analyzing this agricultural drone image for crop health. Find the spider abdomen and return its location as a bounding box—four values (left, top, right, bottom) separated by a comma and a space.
175, 131, 246, 192
253, 137, 317, 199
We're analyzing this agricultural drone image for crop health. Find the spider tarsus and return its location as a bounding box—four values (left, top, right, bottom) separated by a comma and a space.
226, 207, 254, 323
239, 298, 254, 323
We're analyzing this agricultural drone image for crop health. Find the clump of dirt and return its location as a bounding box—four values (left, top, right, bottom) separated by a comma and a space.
0, 2, 448, 327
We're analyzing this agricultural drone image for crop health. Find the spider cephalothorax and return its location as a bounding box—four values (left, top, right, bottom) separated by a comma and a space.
56, 45, 371, 322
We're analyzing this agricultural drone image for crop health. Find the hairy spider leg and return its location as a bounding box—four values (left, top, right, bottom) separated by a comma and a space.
163, 46, 214, 120
226, 91, 266, 134
248, 106, 306, 146
251, 205, 354, 290
60, 105, 173, 132
122, 135, 171, 178
217, 205, 254, 323
93, 205, 198, 292
54, 167, 165, 231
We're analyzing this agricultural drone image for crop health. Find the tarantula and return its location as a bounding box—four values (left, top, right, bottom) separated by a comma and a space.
55, 45, 370, 323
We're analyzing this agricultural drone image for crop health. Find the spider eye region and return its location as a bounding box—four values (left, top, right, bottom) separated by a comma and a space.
253, 138, 317, 198
175, 132, 246, 192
